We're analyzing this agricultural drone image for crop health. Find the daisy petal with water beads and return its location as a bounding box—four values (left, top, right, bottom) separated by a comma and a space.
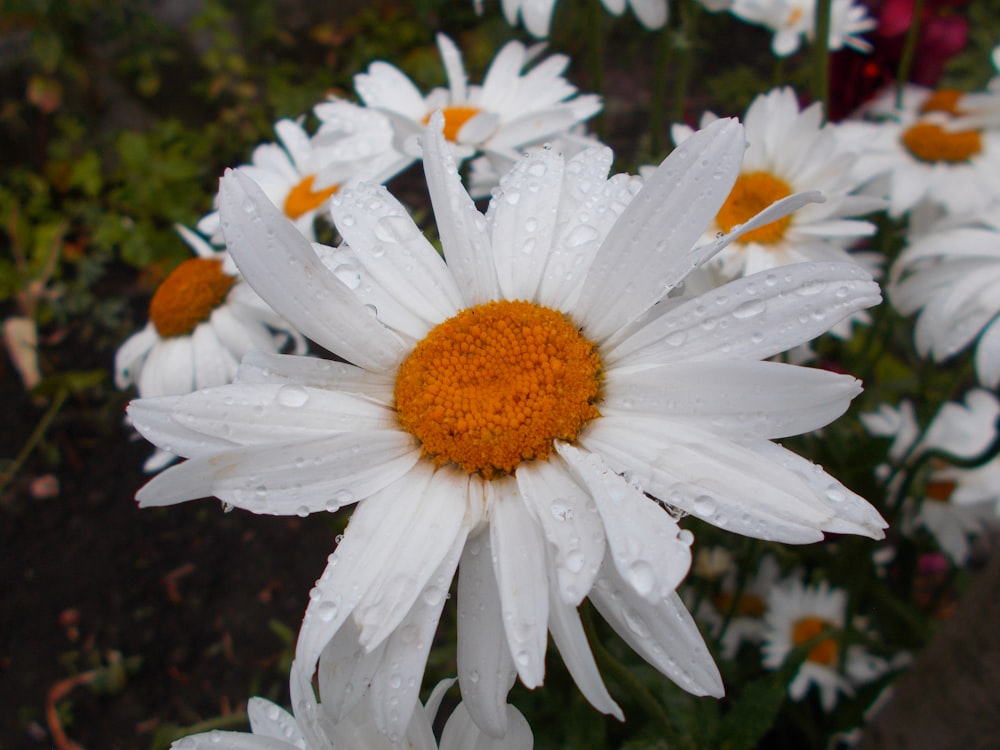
127, 115, 885, 740
115, 225, 306, 472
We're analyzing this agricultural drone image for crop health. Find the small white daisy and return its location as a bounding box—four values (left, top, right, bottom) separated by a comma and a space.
862, 390, 1000, 564
353, 33, 601, 177
671, 87, 882, 283
696, 555, 782, 659
115, 226, 305, 471
840, 85, 1000, 218
728, 0, 876, 57
198, 104, 407, 243
889, 202, 1000, 388
128, 116, 884, 739
762, 577, 889, 711
169, 661, 531, 750
474, 0, 669, 38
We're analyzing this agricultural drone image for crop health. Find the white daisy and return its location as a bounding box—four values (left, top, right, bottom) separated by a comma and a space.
861, 390, 1000, 564
728, 0, 876, 57
671, 87, 882, 283
128, 116, 884, 738
169, 661, 531, 750
115, 226, 305, 471
762, 577, 889, 711
696, 555, 782, 659
840, 85, 1000, 218
353, 33, 601, 176
475, 0, 669, 38
198, 104, 407, 243
889, 202, 1000, 388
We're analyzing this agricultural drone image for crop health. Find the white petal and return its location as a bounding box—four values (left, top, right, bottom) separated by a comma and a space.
218, 169, 407, 372
330, 181, 463, 328
128, 395, 235, 459
369, 525, 468, 740
437, 33, 468, 104
489, 477, 550, 688
135, 431, 419, 513
628, 0, 668, 28
606, 261, 882, 367
515, 457, 606, 605
976, 317, 1000, 388
115, 323, 157, 389
547, 580, 623, 719
458, 527, 518, 738
247, 697, 305, 747
169, 731, 296, 749
421, 116, 501, 305
354, 467, 470, 651
580, 418, 839, 542
602, 360, 863, 440
191, 321, 239, 390
488, 146, 565, 302
573, 118, 745, 342
315, 619, 387, 725
295, 464, 434, 677
439, 703, 534, 750
234, 351, 395, 404
555, 442, 691, 603
590, 562, 724, 697
139, 335, 194, 397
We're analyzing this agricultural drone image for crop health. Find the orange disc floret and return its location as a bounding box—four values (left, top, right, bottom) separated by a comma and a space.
423, 106, 482, 143
920, 89, 965, 116
716, 171, 794, 245
792, 616, 839, 666
149, 258, 235, 338
395, 300, 602, 478
901, 122, 982, 163
284, 175, 340, 220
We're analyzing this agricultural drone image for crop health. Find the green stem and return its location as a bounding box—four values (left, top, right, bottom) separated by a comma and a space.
587, 0, 607, 140
650, 21, 672, 157
668, 0, 702, 139
581, 605, 677, 745
0, 386, 69, 497
895, 0, 926, 107
812, 0, 832, 118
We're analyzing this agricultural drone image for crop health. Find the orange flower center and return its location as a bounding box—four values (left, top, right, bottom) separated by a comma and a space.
284, 175, 340, 220
423, 106, 482, 142
716, 171, 794, 245
920, 89, 964, 116
792, 616, 839, 665
713, 591, 767, 618
149, 258, 235, 338
394, 300, 602, 478
901, 122, 982, 163
926, 479, 957, 502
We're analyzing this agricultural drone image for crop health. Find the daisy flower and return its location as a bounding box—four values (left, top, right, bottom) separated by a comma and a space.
762, 577, 890, 711
861, 390, 1000, 564
115, 226, 305, 471
353, 33, 601, 178
671, 87, 882, 284
170, 661, 531, 750
696, 555, 783, 659
728, 0, 876, 57
128, 116, 884, 738
475, 0, 669, 38
198, 103, 408, 243
888, 202, 1000, 388
840, 84, 1000, 217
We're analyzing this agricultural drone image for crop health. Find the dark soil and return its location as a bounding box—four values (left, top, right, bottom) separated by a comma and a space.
1, 375, 341, 750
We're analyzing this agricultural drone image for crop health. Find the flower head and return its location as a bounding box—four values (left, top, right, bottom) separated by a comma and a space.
353, 33, 601, 178
115, 225, 305, 471
128, 116, 884, 739
762, 577, 890, 711
480, 0, 669, 38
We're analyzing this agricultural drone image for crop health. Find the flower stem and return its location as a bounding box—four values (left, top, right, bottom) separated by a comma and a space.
812, 0, 832, 118
895, 0, 926, 108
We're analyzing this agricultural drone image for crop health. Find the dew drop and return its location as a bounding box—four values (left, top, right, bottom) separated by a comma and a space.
276, 385, 309, 407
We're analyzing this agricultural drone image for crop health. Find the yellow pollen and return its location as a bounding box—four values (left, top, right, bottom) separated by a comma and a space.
792, 616, 839, 666
716, 171, 794, 245
786, 7, 804, 25
423, 106, 482, 142
901, 122, 982, 163
149, 258, 235, 338
920, 89, 965, 116
284, 175, 339, 220
394, 300, 602, 478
